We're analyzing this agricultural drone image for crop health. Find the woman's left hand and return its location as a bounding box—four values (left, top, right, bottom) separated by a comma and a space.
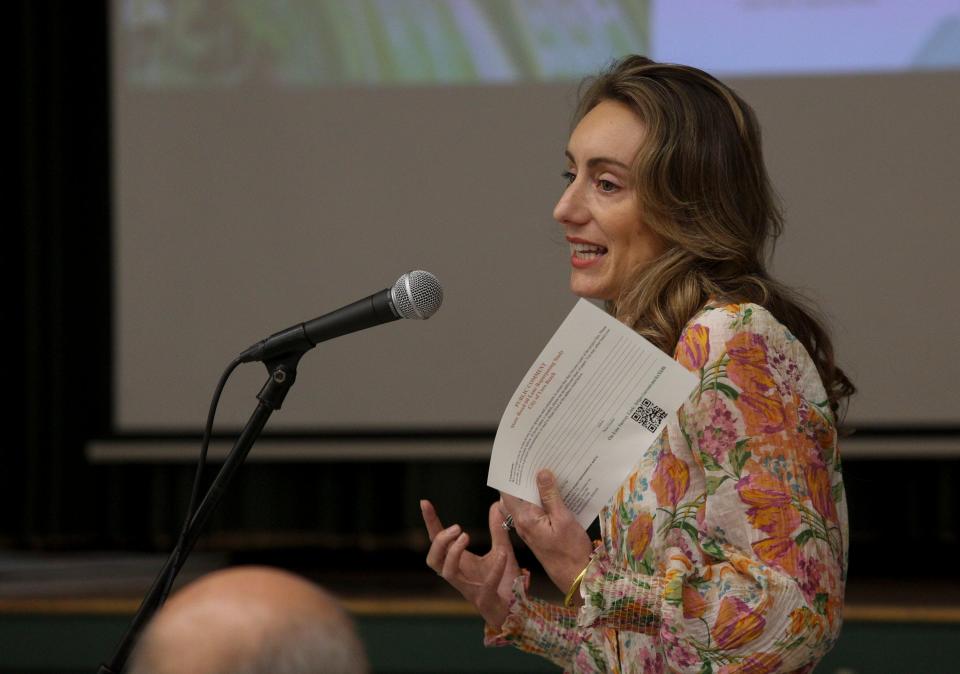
500, 469, 594, 596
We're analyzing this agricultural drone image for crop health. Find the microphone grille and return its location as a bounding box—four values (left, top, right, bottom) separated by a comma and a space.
391, 270, 443, 320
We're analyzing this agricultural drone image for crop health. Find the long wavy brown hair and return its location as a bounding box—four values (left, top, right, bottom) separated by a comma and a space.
576, 56, 855, 419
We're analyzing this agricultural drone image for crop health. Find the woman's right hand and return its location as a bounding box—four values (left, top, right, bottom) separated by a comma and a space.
421, 499, 521, 630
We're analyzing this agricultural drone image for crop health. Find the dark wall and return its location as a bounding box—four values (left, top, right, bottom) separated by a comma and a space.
11, 1, 112, 545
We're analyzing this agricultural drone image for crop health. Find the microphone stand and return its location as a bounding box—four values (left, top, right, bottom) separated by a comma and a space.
98, 350, 305, 674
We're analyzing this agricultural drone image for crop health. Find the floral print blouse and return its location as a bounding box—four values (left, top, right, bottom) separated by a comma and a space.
486, 303, 848, 673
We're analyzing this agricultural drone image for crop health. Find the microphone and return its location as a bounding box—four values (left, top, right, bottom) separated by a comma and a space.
237, 270, 443, 363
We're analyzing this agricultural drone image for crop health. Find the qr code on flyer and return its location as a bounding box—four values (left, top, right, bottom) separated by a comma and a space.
631, 398, 667, 433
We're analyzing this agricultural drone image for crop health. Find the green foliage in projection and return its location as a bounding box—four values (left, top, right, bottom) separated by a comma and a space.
121, 0, 649, 87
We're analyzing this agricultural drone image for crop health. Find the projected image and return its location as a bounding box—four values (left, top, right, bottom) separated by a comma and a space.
118, 0, 649, 86
118, 0, 958, 87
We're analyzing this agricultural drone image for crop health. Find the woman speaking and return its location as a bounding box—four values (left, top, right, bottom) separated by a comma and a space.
421, 55, 853, 673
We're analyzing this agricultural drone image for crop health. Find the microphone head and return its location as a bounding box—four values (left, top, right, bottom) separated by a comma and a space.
391, 270, 443, 320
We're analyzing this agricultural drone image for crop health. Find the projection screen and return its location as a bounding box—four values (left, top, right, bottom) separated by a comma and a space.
100, 0, 960, 461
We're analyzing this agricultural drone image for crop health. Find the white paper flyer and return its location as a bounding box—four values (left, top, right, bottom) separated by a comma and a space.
487, 299, 699, 528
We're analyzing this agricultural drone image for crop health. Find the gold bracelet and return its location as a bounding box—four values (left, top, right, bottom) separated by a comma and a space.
563, 565, 589, 607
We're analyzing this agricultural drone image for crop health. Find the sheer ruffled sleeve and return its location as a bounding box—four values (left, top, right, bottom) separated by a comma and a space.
483, 575, 585, 670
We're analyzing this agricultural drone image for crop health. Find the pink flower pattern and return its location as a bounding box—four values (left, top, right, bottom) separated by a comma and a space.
698, 393, 738, 461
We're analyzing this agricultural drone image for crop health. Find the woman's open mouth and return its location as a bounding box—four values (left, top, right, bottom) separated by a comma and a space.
569, 241, 607, 267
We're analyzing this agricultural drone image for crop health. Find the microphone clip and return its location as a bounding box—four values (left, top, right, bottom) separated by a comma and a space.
257, 350, 305, 411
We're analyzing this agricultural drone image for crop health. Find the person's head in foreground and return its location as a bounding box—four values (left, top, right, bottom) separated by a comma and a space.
128, 566, 368, 674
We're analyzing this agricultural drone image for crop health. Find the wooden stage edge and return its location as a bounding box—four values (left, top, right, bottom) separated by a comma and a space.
1, 597, 959, 623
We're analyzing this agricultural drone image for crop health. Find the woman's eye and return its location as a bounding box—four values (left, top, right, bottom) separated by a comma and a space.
561, 170, 576, 185
597, 179, 619, 193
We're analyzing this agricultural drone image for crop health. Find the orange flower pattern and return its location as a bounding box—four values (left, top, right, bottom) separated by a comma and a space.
652, 451, 690, 508
711, 596, 766, 649
627, 511, 655, 561
676, 323, 710, 371
804, 463, 838, 524
485, 304, 848, 673
752, 536, 800, 577
682, 585, 707, 620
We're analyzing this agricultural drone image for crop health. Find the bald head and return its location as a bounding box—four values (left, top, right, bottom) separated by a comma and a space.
128, 566, 367, 674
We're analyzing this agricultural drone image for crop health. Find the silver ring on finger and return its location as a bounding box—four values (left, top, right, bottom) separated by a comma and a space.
501, 514, 514, 531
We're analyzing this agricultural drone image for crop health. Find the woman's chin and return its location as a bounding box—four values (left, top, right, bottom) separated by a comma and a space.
569, 276, 613, 302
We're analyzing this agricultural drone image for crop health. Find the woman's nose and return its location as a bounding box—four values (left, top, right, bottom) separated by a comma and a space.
553, 182, 587, 226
